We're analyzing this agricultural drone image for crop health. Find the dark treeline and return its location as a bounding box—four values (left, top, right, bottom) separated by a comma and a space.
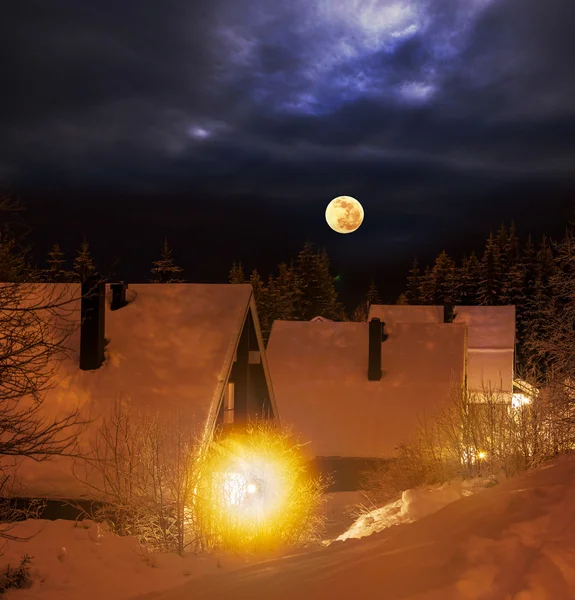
228, 242, 347, 341
36, 238, 186, 285
400, 223, 562, 372
8, 196, 571, 374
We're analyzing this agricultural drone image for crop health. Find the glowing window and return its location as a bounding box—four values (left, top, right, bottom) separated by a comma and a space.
224, 382, 235, 424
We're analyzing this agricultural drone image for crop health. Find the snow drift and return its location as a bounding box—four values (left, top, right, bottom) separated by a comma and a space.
135, 454, 575, 599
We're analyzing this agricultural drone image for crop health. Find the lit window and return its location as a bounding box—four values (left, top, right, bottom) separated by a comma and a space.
224, 382, 235, 424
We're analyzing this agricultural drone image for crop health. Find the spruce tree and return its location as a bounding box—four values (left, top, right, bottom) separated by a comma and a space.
405, 258, 422, 304
44, 242, 69, 282
150, 238, 185, 283
229, 262, 246, 284
248, 269, 272, 341
294, 242, 343, 320
459, 253, 481, 305
478, 233, 502, 305
430, 250, 458, 304
419, 265, 434, 305
530, 229, 575, 383
514, 235, 537, 364
274, 262, 298, 320
525, 236, 556, 350
351, 280, 382, 321
0, 232, 29, 282
396, 293, 408, 305
73, 239, 96, 283
366, 281, 381, 308
351, 303, 368, 321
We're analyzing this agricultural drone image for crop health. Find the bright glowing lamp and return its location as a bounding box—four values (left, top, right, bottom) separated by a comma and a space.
512, 393, 531, 409
195, 426, 318, 551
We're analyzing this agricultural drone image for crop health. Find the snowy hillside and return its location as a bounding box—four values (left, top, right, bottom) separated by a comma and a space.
134, 454, 575, 600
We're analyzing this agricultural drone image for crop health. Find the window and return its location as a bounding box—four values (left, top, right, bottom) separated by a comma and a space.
224, 382, 235, 424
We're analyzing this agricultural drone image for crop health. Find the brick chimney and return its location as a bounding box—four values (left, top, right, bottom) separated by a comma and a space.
110, 282, 128, 311
80, 275, 105, 370
444, 303, 455, 324
368, 318, 383, 381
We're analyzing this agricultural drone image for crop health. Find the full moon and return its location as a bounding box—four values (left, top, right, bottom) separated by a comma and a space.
325, 196, 364, 234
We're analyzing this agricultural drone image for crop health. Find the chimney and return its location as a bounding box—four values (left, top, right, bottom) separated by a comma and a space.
368, 318, 383, 381
444, 303, 455, 324
110, 282, 128, 311
80, 275, 105, 370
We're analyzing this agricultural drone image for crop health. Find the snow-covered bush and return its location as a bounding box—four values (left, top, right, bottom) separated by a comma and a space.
0, 553, 32, 593
362, 384, 556, 506
73, 399, 202, 555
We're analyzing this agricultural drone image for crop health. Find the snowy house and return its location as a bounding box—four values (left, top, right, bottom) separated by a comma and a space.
368, 305, 516, 397
17, 281, 278, 499
266, 316, 467, 491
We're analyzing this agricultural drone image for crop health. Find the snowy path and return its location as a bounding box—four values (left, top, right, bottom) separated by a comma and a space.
133, 456, 575, 600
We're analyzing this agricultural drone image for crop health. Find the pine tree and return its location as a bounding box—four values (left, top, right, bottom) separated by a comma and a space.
405, 258, 422, 304
150, 238, 185, 283
229, 262, 246, 284
73, 239, 96, 282
498, 222, 522, 306
430, 250, 458, 304
419, 265, 434, 305
459, 253, 481, 305
294, 242, 343, 320
274, 262, 298, 320
248, 269, 272, 341
515, 235, 538, 365
478, 233, 502, 305
525, 236, 556, 351
44, 242, 70, 282
530, 229, 575, 383
366, 281, 381, 308
351, 303, 368, 321
396, 293, 408, 305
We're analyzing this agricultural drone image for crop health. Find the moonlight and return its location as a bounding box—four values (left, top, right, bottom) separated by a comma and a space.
325, 196, 364, 234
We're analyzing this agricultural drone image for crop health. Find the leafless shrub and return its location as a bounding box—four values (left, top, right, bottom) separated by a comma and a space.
0, 283, 86, 461
0, 553, 33, 593
0, 473, 46, 555
73, 398, 202, 555
362, 382, 562, 506
0, 279, 87, 545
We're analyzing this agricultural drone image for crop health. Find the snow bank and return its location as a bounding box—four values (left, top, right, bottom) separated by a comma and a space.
0, 519, 249, 600
138, 458, 575, 599
321, 491, 367, 539
337, 478, 492, 542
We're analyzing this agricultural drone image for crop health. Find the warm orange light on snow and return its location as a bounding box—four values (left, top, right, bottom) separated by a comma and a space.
195, 424, 324, 551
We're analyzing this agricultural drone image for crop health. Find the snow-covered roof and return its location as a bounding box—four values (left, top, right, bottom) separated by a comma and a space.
17, 283, 277, 497
369, 305, 516, 393
266, 319, 466, 459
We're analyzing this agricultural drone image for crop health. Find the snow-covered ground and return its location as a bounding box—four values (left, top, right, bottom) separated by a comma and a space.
134, 454, 575, 599
6, 455, 575, 599
0, 520, 255, 600
337, 477, 497, 542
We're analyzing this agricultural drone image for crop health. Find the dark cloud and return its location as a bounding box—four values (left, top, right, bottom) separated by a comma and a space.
0, 0, 574, 298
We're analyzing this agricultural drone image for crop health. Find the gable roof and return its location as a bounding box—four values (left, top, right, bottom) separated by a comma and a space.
16, 283, 278, 496
266, 319, 465, 459
368, 305, 516, 393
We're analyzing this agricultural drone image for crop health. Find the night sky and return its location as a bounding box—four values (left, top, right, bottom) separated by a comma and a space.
1, 0, 574, 304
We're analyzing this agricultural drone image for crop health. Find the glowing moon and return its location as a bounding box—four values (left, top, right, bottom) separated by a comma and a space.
325, 196, 364, 234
